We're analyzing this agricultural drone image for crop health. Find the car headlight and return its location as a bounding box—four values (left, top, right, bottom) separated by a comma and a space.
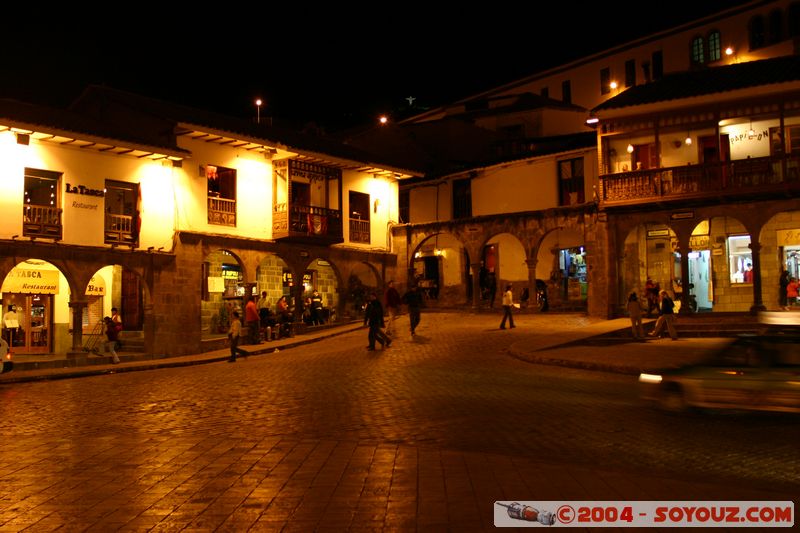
639, 373, 663, 384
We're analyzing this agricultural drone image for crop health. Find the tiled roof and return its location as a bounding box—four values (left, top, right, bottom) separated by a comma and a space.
593, 55, 800, 112
0, 98, 190, 157
70, 86, 422, 175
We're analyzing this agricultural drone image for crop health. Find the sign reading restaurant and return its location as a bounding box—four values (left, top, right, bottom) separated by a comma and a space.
1, 268, 60, 294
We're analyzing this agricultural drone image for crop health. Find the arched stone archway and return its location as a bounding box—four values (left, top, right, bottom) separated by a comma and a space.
411, 232, 470, 305
1, 259, 71, 354
201, 249, 245, 339
480, 232, 528, 307
301, 258, 341, 323
760, 209, 800, 310
536, 226, 587, 307
345, 262, 382, 317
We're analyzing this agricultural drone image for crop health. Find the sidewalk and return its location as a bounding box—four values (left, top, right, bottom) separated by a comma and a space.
0, 321, 365, 384
0, 313, 735, 384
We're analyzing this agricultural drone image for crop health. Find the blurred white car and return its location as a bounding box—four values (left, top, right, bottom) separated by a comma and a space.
639, 314, 800, 413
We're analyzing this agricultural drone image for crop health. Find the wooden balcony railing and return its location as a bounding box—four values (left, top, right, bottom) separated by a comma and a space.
349, 218, 371, 244
273, 203, 342, 242
599, 155, 800, 206
22, 205, 62, 240
105, 213, 136, 245
208, 196, 236, 226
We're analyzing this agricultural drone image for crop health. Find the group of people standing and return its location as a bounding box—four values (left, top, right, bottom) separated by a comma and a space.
228, 291, 308, 362
627, 289, 677, 341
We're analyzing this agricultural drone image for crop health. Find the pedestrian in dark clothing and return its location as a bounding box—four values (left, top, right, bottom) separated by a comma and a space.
384, 280, 402, 336
364, 293, 391, 350
103, 316, 120, 364
487, 271, 498, 308
648, 290, 678, 340
310, 290, 324, 325
402, 285, 424, 336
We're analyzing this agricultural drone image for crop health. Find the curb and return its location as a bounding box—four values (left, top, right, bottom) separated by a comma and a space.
0, 323, 364, 384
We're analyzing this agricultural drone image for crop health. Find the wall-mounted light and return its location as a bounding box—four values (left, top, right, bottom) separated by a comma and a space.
626, 143, 634, 154
725, 46, 734, 56
684, 132, 692, 146
373, 198, 380, 213
585, 116, 599, 126
609, 81, 618, 90
748, 120, 756, 139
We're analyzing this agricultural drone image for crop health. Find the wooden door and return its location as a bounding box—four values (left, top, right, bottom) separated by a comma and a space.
121, 269, 143, 330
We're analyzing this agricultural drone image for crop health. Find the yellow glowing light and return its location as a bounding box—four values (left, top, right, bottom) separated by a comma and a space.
378, 115, 388, 125
725, 47, 734, 56
626, 144, 634, 154
638, 373, 663, 384
609, 81, 618, 90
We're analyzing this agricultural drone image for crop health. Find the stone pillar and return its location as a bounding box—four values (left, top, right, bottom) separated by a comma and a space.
525, 258, 538, 311
678, 234, 692, 315
67, 300, 88, 357
291, 279, 305, 323
470, 262, 482, 309
749, 241, 766, 313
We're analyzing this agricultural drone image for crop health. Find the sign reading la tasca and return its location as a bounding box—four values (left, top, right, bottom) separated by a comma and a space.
65, 183, 105, 197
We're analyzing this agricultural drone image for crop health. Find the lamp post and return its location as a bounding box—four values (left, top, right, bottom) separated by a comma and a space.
256, 99, 262, 124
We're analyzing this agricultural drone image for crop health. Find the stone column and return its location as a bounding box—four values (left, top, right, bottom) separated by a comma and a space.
525, 258, 538, 311
677, 234, 692, 315
67, 300, 88, 357
749, 241, 766, 313
470, 262, 482, 309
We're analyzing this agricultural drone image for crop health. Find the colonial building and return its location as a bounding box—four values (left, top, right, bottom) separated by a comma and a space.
351, 0, 800, 317
0, 87, 418, 357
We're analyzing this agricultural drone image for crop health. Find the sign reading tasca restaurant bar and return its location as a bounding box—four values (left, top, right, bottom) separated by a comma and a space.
1, 268, 60, 294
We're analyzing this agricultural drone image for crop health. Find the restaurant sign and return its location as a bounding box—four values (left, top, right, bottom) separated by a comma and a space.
1, 268, 60, 294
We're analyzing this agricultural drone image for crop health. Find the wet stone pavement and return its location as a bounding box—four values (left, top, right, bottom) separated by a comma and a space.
0, 311, 796, 531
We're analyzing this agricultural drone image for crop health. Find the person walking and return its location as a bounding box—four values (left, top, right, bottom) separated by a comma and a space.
626, 292, 644, 340
402, 284, 423, 336
363, 293, 391, 351
103, 316, 121, 364
245, 295, 261, 344
779, 270, 790, 310
384, 280, 401, 336
648, 289, 678, 340
227, 310, 245, 362
499, 283, 516, 330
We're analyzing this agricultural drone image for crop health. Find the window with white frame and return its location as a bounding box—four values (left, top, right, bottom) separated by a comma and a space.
728, 235, 753, 284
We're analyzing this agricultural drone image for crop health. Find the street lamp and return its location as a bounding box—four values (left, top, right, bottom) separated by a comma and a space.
256, 99, 262, 124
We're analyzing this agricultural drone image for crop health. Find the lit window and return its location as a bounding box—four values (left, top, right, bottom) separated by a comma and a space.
728, 235, 753, 284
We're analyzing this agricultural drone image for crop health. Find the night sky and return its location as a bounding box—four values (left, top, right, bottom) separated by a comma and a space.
3, 2, 752, 132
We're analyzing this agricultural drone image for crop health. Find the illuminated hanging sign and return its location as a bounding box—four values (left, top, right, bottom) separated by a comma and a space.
689, 235, 710, 250
1, 268, 59, 294
777, 229, 800, 246
85, 276, 106, 296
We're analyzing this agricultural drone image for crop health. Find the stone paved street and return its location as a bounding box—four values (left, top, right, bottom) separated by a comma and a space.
0, 312, 797, 531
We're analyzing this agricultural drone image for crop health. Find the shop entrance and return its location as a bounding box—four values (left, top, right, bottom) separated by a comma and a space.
784, 246, 800, 281
3, 293, 52, 353
558, 247, 587, 302
688, 250, 713, 311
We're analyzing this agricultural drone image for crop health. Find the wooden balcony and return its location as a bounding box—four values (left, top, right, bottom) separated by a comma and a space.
105, 213, 137, 245
273, 203, 343, 244
22, 205, 62, 240
208, 196, 236, 226
599, 155, 800, 208
349, 218, 371, 244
